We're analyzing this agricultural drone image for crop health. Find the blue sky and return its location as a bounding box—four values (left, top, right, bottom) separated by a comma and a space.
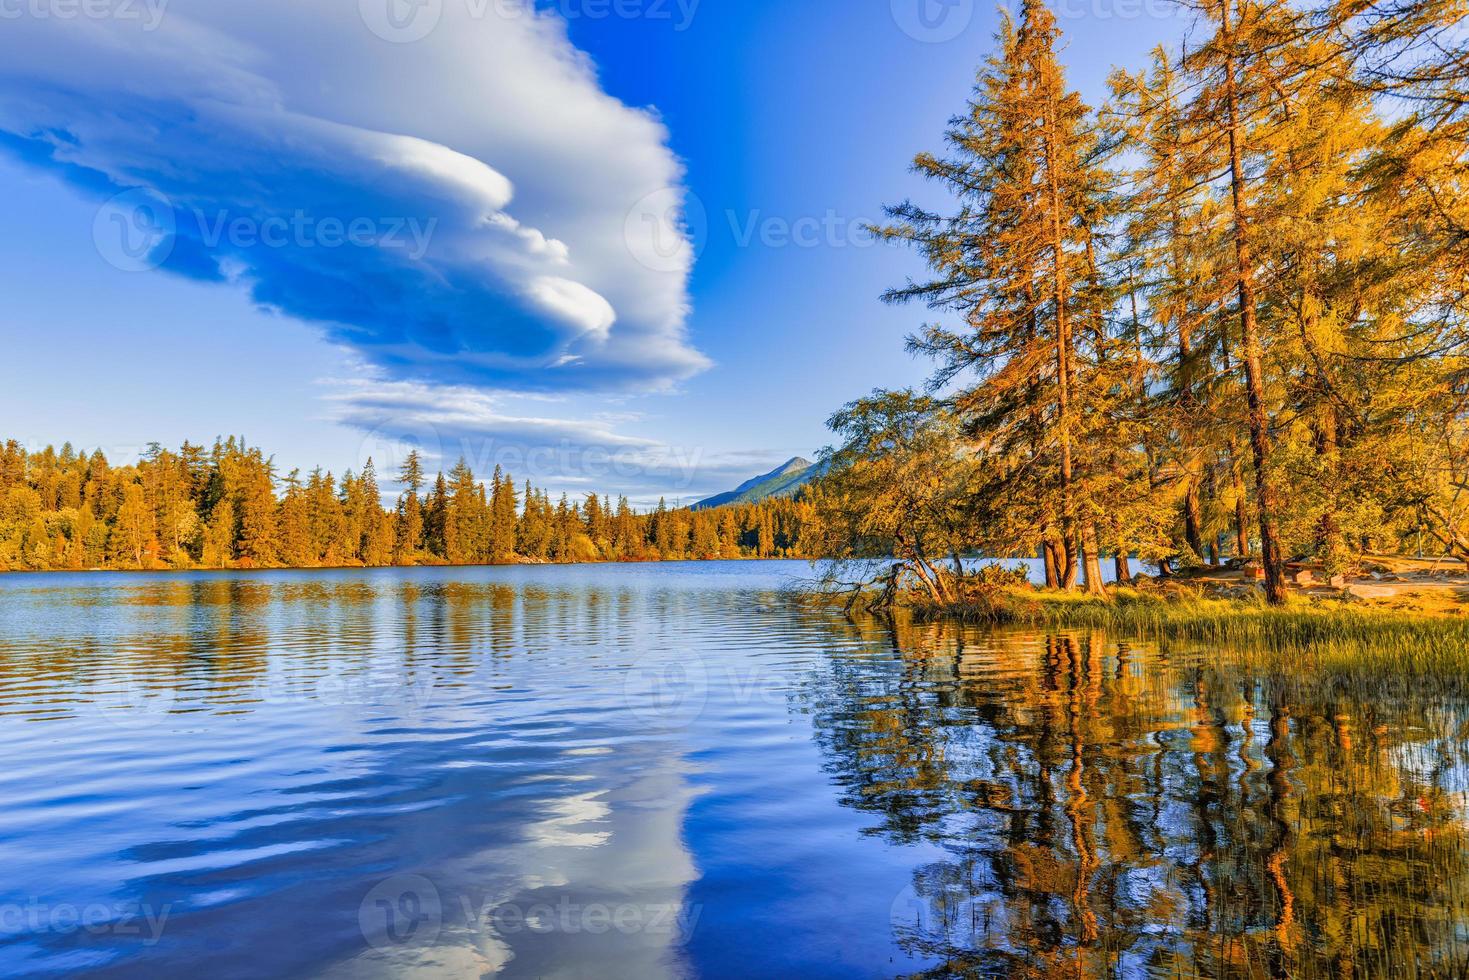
0, 0, 1184, 506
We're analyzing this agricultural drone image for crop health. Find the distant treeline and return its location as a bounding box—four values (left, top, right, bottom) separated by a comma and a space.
0, 438, 816, 572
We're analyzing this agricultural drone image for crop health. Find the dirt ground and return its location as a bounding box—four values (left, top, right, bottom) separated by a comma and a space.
1142, 554, 1469, 613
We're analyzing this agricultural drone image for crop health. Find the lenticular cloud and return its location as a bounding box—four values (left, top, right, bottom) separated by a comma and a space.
0, 0, 709, 392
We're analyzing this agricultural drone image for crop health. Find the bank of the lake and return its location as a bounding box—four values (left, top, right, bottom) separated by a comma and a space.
850, 554, 1469, 673
992, 587, 1469, 671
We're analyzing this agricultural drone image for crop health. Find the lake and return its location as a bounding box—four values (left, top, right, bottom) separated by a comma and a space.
0, 561, 1464, 978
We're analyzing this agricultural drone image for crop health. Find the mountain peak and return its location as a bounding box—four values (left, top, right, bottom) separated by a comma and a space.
692, 456, 820, 510
765, 456, 813, 480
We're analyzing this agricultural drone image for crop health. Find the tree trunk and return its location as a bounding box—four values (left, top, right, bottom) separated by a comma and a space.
1232, 456, 1250, 558
1183, 478, 1204, 560
1203, 462, 1220, 565
909, 556, 949, 604
1219, 0, 1286, 604
1114, 551, 1131, 583
1060, 536, 1079, 591
1042, 540, 1062, 589
1044, 82, 1079, 593
1080, 524, 1106, 596
1429, 527, 1469, 563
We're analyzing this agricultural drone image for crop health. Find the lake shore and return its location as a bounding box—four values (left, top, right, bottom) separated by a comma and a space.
875, 555, 1469, 670
887, 558, 1469, 675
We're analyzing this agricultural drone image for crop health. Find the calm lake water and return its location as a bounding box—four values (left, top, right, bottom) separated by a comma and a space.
0, 561, 1465, 978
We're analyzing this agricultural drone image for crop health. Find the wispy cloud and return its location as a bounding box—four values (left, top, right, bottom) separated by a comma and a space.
324, 379, 805, 507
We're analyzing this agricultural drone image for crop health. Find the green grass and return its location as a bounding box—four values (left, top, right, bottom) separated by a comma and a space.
994, 586, 1469, 677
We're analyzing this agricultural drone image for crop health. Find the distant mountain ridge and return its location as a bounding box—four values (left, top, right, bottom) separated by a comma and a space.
692, 456, 821, 510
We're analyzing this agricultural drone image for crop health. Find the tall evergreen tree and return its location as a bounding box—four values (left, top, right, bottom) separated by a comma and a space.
877, 0, 1120, 593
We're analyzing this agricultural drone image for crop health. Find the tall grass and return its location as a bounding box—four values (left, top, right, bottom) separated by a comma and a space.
996, 586, 1469, 678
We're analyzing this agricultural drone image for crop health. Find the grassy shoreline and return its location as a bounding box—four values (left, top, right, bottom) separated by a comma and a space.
912, 586, 1469, 675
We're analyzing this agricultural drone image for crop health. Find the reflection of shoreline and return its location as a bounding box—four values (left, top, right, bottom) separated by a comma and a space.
0, 563, 806, 726
0, 555, 817, 579
804, 619, 1469, 976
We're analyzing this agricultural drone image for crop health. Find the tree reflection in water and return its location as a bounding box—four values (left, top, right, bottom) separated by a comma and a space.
801, 620, 1469, 978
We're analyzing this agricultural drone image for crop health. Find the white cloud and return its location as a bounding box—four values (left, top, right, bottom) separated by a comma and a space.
0, 0, 710, 391
526, 276, 617, 341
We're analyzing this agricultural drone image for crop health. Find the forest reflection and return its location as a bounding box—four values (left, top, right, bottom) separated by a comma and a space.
0, 577, 651, 723
803, 621, 1469, 978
